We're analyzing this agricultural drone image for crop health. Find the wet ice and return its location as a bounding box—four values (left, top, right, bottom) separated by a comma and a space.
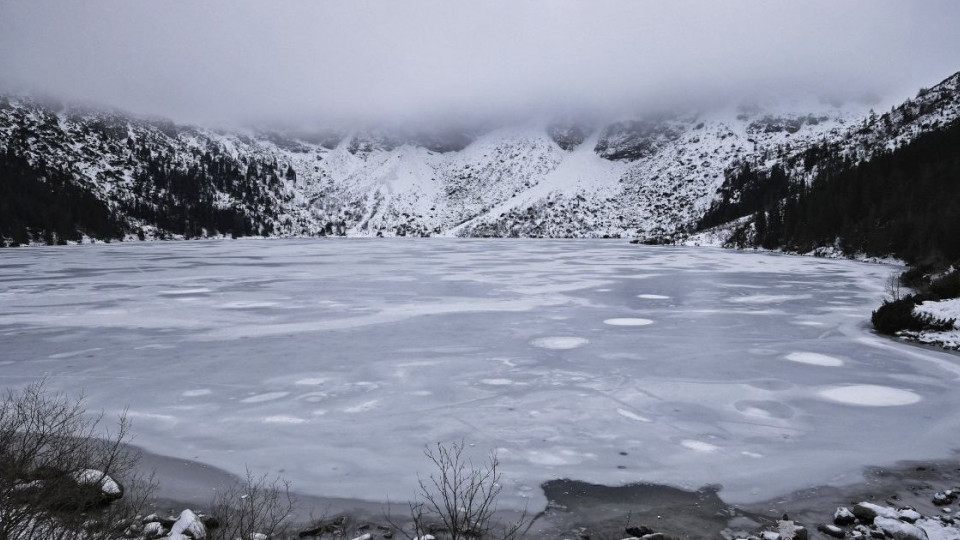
1, 240, 959, 512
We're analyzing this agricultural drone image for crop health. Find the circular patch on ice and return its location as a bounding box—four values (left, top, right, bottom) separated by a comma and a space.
481, 378, 516, 386
616, 408, 651, 423
295, 378, 328, 386
241, 391, 290, 403
530, 336, 589, 350
221, 301, 279, 309
785, 352, 844, 367
818, 385, 921, 407
262, 415, 308, 424
159, 288, 212, 296
637, 294, 670, 300
603, 318, 654, 326
343, 400, 379, 413
182, 389, 212, 397
681, 440, 719, 452
734, 400, 794, 419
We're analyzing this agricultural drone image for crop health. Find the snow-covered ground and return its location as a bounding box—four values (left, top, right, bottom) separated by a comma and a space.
2, 240, 960, 513
912, 297, 960, 349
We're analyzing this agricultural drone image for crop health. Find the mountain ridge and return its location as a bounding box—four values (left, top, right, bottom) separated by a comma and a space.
1, 70, 958, 246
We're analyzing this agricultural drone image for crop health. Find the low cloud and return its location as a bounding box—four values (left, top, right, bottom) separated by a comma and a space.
1, 0, 958, 127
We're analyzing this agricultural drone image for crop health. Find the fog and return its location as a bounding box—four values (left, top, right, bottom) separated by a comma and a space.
1, 0, 959, 128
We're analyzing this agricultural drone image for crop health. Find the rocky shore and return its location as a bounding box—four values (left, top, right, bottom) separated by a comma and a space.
108, 454, 960, 540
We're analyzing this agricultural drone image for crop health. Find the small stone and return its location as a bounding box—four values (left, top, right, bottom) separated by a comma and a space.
933, 491, 954, 506
897, 508, 921, 523
817, 524, 845, 538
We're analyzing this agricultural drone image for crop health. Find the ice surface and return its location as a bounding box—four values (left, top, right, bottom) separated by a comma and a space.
2, 240, 960, 512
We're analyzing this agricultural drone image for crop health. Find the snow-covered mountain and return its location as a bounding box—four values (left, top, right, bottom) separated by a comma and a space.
1, 70, 958, 244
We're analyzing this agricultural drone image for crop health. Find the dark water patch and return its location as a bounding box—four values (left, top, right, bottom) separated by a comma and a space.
538, 479, 741, 538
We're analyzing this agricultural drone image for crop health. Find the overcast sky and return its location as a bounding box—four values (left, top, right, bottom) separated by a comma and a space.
1, 0, 959, 127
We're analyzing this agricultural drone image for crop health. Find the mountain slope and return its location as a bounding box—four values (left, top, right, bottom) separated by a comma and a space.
2, 70, 958, 245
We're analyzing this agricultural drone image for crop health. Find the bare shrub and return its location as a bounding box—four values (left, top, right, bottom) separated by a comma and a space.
886, 271, 903, 301
0, 380, 155, 540
402, 441, 528, 540
210, 469, 296, 540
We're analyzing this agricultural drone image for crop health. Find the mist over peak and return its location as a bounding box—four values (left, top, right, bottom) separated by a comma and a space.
2, 0, 958, 129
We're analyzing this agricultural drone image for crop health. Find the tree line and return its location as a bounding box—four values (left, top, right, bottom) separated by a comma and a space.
699, 119, 960, 264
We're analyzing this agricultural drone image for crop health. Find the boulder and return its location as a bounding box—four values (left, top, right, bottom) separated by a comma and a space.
873, 517, 928, 540
933, 491, 957, 506
834, 507, 856, 525
166, 509, 207, 540
852, 502, 898, 524
72, 468, 124, 502
143, 521, 167, 539
626, 526, 654, 536
898, 508, 922, 523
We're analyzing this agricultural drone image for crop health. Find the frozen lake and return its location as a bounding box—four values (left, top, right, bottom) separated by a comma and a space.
2, 239, 960, 509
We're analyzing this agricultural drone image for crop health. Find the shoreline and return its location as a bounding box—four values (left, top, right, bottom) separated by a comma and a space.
134, 444, 960, 538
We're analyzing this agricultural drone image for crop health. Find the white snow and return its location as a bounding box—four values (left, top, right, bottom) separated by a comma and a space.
911, 298, 960, 350
73, 469, 121, 495
874, 517, 928, 539
636, 294, 670, 300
